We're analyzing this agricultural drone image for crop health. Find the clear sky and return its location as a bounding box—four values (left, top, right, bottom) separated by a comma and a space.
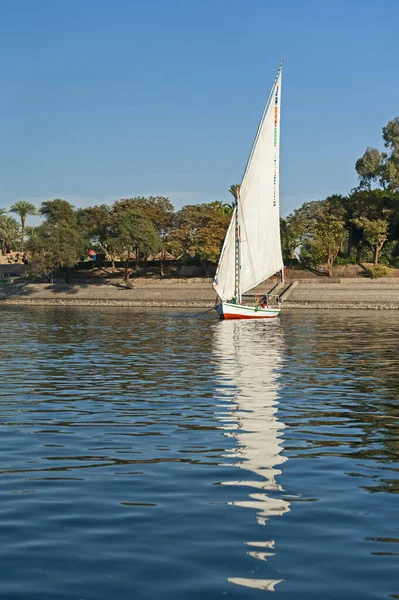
0, 0, 398, 219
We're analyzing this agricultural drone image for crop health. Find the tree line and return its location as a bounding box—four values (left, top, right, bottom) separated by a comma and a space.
1, 117, 398, 281
281, 117, 399, 277
0, 196, 234, 284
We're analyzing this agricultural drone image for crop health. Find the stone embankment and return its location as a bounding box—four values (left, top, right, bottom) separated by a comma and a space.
1, 278, 399, 309
282, 279, 399, 310
0, 279, 216, 308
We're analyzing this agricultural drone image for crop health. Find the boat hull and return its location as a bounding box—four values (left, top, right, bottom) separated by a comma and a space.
215, 302, 280, 320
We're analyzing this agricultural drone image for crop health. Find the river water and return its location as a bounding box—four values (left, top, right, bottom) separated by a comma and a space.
0, 307, 398, 599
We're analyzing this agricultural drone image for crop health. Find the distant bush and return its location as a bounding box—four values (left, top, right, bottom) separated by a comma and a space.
379, 240, 399, 266
365, 264, 389, 278
334, 256, 352, 266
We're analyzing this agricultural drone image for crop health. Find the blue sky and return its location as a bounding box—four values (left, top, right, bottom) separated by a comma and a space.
0, 0, 398, 220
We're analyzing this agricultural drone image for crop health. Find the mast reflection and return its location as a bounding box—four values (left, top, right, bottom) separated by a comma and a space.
214, 320, 289, 592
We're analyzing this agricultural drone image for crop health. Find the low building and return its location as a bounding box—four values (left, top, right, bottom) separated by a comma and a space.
0, 263, 27, 281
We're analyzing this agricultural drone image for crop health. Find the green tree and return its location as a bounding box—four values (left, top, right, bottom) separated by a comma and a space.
347, 189, 393, 263
9, 201, 38, 251
0, 215, 20, 254
210, 201, 233, 216
25, 226, 38, 245
113, 197, 175, 275
286, 197, 347, 276
40, 199, 78, 224
27, 199, 84, 281
114, 197, 174, 235
77, 205, 119, 270
280, 216, 301, 262
107, 209, 160, 287
171, 203, 230, 271
353, 217, 388, 264
26, 222, 84, 281
312, 212, 347, 276
356, 117, 399, 190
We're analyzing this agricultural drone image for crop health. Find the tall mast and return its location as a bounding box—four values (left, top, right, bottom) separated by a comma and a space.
234, 190, 241, 304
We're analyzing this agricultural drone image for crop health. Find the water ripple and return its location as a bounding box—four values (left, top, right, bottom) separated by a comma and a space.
0, 306, 398, 599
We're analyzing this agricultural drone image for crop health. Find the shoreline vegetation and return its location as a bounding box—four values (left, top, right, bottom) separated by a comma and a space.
1, 118, 399, 298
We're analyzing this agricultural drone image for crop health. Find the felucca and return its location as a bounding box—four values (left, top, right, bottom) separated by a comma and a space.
213, 62, 285, 319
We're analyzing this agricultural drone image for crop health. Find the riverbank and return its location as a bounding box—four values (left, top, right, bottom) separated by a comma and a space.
2, 278, 399, 309
0, 279, 215, 308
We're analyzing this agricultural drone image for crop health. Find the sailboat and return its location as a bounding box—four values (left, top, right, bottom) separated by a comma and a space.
213, 62, 284, 319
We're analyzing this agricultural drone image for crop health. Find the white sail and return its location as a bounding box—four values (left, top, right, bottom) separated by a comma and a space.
214, 67, 284, 301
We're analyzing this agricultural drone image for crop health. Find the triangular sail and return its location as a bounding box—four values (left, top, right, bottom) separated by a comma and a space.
213, 66, 284, 301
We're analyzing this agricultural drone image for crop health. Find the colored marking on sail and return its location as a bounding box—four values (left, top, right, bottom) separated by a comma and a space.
273, 84, 279, 207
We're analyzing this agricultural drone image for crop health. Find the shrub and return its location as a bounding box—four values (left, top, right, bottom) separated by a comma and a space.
379, 240, 399, 266
334, 256, 352, 266
365, 264, 389, 278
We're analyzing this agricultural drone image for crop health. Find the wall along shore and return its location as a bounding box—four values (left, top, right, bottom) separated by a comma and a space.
2, 277, 399, 309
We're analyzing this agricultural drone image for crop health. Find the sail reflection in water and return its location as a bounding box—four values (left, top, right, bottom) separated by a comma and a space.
214, 320, 289, 592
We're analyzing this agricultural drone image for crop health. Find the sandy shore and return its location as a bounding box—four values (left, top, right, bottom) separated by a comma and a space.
2, 278, 399, 309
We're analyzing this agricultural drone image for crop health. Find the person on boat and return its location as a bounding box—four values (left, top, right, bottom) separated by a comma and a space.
259, 295, 268, 308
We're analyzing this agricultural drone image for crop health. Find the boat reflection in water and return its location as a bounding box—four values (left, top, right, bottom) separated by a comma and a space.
214, 319, 289, 592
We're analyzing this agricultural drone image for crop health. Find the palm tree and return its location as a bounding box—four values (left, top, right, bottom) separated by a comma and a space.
210, 201, 233, 217
25, 225, 38, 242
228, 184, 241, 202
0, 215, 20, 254
9, 201, 37, 252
